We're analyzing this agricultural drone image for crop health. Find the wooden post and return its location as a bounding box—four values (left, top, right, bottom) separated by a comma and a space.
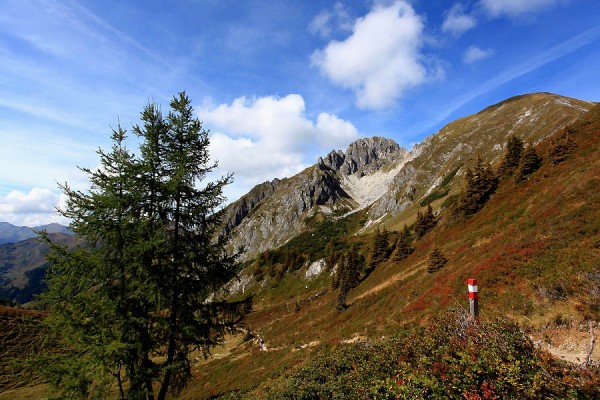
468, 278, 479, 319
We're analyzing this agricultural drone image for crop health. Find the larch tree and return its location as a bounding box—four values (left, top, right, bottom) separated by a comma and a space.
393, 224, 414, 262
451, 156, 498, 220
498, 135, 524, 178
367, 227, 390, 272
427, 246, 448, 273
548, 126, 576, 165
335, 248, 362, 312
41, 92, 250, 400
516, 144, 542, 181
414, 204, 436, 238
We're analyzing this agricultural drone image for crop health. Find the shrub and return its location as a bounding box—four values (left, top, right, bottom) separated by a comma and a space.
427, 246, 448, 273
258, 312, 600, 399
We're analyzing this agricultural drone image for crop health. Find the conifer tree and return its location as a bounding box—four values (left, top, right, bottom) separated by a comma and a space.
41, 93, 250, 400
335, 249, 361, 312
427, 246, 448, 273
393, 224, 414, 262
498, 135, 524, 177
368, 227, 390, 271
452, 156, 498, 220
516, 144, 542, 181
414, 204, 436, 238
548, 126, 576, 165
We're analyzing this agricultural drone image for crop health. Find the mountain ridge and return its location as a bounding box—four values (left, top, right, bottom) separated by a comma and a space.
0, 222, 72, 245
222, 92, 594, 260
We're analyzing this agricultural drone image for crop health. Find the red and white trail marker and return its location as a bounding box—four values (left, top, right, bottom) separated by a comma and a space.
468, 278, 479, 318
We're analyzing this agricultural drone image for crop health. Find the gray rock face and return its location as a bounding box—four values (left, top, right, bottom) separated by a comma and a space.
221, 179, 281, 236
222, 137, 406, 259
319, 137, 407, 177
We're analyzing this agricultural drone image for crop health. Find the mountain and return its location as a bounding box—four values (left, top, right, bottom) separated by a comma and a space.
221, 136, 410, 259
180, 93, 600, 398
2, 92, 599, 398
0, 222, 72, 245
222, 93, 593, 259
0, 233, 77, 304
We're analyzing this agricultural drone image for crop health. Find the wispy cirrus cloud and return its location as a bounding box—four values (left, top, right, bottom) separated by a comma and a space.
429, 25, 600, 129
309, 2, 353, 38
479, 0, 562, 18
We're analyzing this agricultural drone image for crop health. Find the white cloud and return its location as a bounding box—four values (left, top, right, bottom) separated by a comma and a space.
309, 2, 353, 38
479, 0, 561, 17
311, 1, 432, 110
199, 94, 359, 190
0, 188, 68, 226
463, 46, 494, 64
442, 4, 477, 37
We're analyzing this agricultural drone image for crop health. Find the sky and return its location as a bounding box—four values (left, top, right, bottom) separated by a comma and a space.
1, 0, 599, 226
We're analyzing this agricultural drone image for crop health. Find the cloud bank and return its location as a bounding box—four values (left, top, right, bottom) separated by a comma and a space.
0, 188, 68, 226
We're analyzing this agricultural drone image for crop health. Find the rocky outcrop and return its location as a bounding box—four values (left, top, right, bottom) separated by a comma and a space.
223, 137, 407, 259
221, 179, 281, 236
319, 137, 407, 177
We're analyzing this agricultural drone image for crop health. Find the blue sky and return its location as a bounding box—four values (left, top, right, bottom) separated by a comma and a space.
1, 0, 599, 226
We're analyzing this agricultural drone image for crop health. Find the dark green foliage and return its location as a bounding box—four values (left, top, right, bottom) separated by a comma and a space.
516, 144, 542, 181
427, 246, 448, 273
392, 225, 414, 262
280, 217, 348, 262
451, 156, 498, 220
334, 249, 362, 311
255, 249, 306, 282
367, 227, 390, 271
441, 165, 461, 187
414, 204, 436, 238
498, 135, 524, 177
549, 126, 576, 165
40, 93, 251, 400
419, 188, 449, 207
263, 312, 599, 399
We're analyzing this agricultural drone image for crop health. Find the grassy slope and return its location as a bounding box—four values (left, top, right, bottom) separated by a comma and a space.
179, 103, 600, 398
0, 307, 50, 396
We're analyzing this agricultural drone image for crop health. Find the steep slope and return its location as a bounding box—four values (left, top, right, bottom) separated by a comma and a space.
222, 93, 593, 259
0, 233, 77, 304
369, 92, 594, 219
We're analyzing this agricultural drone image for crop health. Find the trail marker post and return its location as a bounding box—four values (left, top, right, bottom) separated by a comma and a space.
468, 278, 479, 319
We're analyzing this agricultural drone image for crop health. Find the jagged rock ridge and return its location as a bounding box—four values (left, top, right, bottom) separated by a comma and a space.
221, 137, 410, 258
221, 93, 594, 259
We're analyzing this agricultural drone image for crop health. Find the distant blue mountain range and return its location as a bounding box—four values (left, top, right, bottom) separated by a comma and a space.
0, 222, 73, 245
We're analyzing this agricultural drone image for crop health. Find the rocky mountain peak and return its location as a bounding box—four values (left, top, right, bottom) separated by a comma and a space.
319, 136, 409, 177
